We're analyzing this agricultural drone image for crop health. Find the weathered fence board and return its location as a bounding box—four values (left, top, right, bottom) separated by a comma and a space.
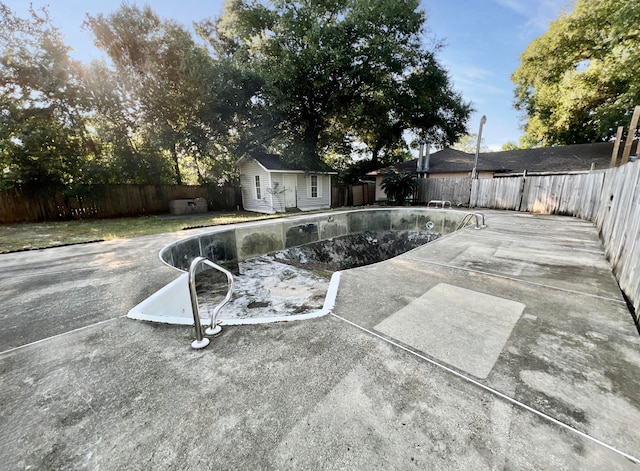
571, 172, 605, 220
595, 162, 640, 315
518, 172, 605, 217
471, 177, 523, 210
331, 183, 375, 208
417, 177, 471, 206
0, 185, 241, 223
521, 175, 561, 214
601, 164, 640, 271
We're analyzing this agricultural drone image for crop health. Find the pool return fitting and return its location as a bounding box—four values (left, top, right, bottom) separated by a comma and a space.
188, 256, 234, 349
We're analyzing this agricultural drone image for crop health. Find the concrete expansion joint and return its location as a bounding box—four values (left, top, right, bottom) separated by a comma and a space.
329, 312, 640, 466
0, 315, 127, 356
402, 256, 627, 305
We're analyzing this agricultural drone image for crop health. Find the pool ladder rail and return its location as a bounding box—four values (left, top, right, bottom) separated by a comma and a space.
188, 256, 234, 350
427, 199, 452, 208
456, 212, 487, 231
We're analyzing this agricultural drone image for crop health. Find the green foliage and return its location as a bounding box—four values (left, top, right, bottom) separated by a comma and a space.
0, 4, 95, 193
452, 133, 489, 154
1, 1, 471, 194
500, 141, 520, 151
204, 0, 471, 169
512, 0, 640, 146
380, 171, 417, 204
86, 5, 214, 185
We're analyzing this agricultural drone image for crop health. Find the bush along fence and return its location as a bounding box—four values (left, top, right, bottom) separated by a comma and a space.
0, 184, 242, 223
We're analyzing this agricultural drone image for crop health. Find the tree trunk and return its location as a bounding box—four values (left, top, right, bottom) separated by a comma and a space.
171, 143, 182, 185
193, 156, 205, 184
371, 146, 381, 164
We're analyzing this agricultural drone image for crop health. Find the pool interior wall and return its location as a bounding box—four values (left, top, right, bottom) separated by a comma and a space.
160, 208, 467, 272
129, 208, 471, 326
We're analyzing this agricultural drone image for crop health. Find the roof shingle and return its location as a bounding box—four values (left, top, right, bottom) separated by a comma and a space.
369, 141, 639, 175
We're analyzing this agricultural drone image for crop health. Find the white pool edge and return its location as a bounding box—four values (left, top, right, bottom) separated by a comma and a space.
127, 271, 341, 326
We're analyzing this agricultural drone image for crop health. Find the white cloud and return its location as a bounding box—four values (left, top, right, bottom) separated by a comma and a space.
443, 62, 510, 98
492, 0, 572, 35
442, 61, 494, 82
492, 0, 530, 16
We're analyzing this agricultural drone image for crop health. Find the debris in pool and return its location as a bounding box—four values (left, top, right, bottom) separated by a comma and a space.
195, 229, 440, 320
247, 301, 270, 309
196, 256, 329, 321
273, 230, 440, 272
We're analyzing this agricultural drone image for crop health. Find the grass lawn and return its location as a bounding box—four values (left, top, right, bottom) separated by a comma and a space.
0, 211, 280, 253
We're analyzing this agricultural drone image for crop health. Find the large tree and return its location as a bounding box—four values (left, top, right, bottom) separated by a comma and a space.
204, 0, 471, 169
87, 5, 228, 184
0, 4, 96, 193
87, 4, 253, 184
512, 0, 640, 147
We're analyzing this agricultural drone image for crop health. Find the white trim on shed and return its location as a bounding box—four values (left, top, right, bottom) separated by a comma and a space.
238, 155, 335, 214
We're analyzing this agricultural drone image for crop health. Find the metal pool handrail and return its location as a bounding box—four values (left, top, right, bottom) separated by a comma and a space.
427, 199, 452, 208
188, 256, 235, 350
455, 212, 487, 231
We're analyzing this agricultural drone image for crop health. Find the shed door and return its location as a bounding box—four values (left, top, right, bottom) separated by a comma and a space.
283, 175, 297, 208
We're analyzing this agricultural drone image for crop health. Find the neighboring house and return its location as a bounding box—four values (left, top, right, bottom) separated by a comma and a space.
368, 142, 636, 202
238, 153, 337, 214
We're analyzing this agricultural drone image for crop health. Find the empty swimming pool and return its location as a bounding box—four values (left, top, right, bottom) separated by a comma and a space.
127, 207, 480, 327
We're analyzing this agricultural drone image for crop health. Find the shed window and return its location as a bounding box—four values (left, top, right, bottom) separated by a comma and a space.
255, 175, 262, 199
310, 175, 318, 198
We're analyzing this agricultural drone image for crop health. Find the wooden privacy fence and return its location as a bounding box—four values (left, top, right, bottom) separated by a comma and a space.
519, 172, 606, 219
0, 184, 242, 223
595, 162, 640, 318
471, 176, 524, 210
417, 171, 607, 219
331, 182, 376, 208
416, 177, 472, 206
466, 171, 607, 219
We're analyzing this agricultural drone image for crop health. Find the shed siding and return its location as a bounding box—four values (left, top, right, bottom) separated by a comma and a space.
239, 160, 275, 214
296, 174, 331, 210
269, 173, 285, 213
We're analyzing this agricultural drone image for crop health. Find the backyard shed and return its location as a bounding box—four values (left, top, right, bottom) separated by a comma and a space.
238, 153, 336, 214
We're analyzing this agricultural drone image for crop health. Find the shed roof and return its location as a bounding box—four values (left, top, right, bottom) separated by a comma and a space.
239, 153, 337, 174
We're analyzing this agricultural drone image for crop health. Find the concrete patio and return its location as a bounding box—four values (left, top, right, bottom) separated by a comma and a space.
1, 210, 639, 470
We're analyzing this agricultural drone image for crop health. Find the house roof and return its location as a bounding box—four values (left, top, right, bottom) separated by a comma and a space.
239, 153, 337, 174
368, 141, 638, 176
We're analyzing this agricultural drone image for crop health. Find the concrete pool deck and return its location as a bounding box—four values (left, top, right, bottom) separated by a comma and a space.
1, 210, 640, 469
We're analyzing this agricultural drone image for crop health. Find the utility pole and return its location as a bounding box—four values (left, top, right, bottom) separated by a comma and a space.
472, 115, 487, 180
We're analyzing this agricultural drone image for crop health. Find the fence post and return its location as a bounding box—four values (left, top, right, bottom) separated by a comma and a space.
621, 105, 640, 165
517, 170, 527, 211
469, 179, 477, 208
610, 126, 624, 168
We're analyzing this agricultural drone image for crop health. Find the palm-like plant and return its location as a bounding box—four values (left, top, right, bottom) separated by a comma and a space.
380, 171, 417, 205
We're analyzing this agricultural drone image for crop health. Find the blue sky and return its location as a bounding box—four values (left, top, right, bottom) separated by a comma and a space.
3, 0, 572, 151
